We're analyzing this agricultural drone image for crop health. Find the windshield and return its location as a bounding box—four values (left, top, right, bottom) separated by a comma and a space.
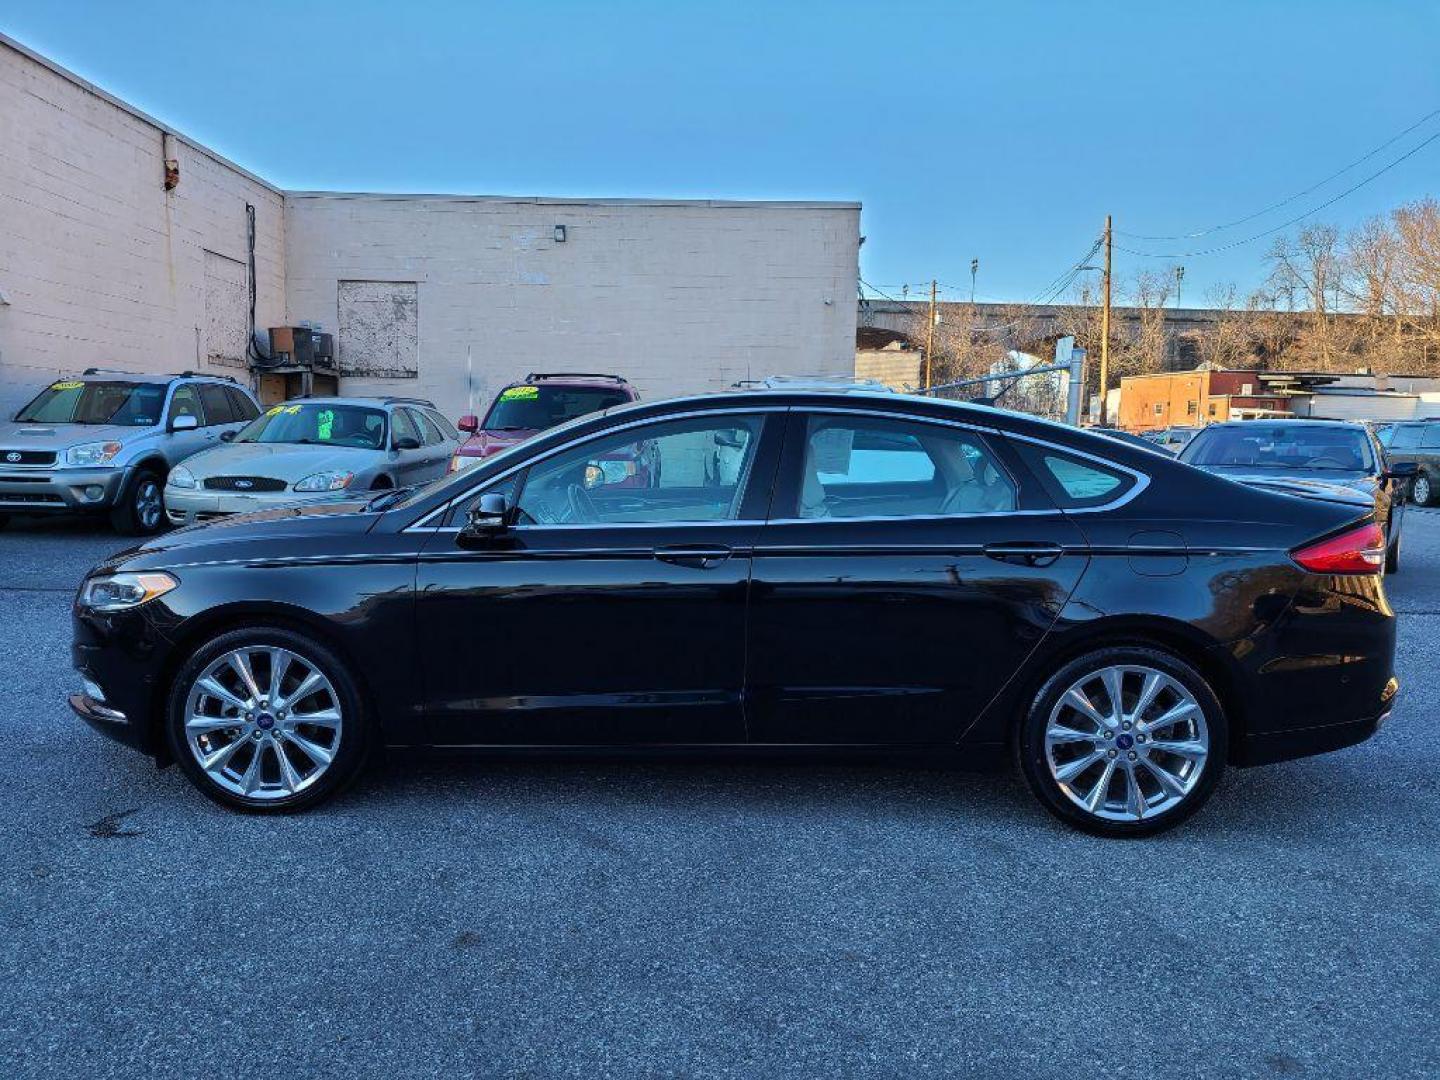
482, 384, 630, 432
233, 403, 389, 449
1181, 425, 1374, 473
15, 380, 166, 426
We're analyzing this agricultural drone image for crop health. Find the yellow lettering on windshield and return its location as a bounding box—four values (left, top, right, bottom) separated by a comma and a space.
50, 381, 83, 391
500, 385, 539, 400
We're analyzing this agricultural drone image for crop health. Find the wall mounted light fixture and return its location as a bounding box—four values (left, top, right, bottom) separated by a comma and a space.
554, 225, 567, 243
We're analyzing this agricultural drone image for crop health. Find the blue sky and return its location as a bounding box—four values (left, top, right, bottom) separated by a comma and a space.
5, 0, 1438, 306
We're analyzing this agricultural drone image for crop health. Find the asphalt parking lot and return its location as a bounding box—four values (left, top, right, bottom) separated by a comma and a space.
1, 513, 1437, 1079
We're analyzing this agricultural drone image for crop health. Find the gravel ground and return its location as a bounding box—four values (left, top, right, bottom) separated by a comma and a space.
0, 511, 1436, 1078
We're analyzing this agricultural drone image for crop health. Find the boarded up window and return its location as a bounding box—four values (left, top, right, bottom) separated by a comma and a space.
337, 281, 419, 378
203, 251, 247, 368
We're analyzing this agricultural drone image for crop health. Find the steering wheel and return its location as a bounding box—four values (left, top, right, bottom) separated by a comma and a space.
566, 483, 599, 524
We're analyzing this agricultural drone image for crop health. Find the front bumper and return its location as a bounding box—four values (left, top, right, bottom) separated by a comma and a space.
163, 486, 325, 525
0, 465, 131, 513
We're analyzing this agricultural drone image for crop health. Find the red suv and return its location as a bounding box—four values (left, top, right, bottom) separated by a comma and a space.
452, 373, 643, 474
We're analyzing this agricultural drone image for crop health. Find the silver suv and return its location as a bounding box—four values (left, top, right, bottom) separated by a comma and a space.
0, 369, 261, 534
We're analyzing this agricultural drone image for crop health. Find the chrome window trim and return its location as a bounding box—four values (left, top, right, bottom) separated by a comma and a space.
405, 402, 1153, 533
404, 405, 788, 533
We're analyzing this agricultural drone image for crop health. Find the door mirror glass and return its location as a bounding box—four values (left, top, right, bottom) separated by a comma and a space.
458, 414, 479, 434
393, 435, 421, 451
171, 414, 199, 431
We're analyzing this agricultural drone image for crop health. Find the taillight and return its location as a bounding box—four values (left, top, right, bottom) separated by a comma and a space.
1291, 523, 1386, 574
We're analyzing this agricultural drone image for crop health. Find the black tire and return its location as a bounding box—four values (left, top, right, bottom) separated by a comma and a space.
1412, 472, 1434, 507
1017, 646, 1228, 838
109, 467, 166, 535
1386, 533, 1400, 574
165, 626, 372, 813
0, 513, 9, 530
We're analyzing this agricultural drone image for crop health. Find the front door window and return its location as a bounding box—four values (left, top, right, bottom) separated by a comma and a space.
515, 415, 765, 526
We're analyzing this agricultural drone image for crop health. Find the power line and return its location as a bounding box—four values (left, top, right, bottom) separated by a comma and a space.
1118, 105, 1440, 242
1117, 126, 1440, 259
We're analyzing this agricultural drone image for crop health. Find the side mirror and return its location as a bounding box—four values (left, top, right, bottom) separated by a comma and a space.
220, 430, 236, 443
171, 414, 199, 432
459, 492, 510, 543
1386, 460, 1419, 480
393, 436, 421, 451
458, 414, 479, 434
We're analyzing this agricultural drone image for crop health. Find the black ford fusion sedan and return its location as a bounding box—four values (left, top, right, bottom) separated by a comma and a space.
71, 390, 1398, 836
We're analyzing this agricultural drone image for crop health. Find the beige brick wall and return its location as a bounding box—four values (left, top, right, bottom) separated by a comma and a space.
283, 193, 859, 416
0, 36, 285, 416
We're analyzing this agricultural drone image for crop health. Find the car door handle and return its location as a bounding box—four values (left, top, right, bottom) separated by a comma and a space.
654, 545, 733, 569
983, 541, 1064, 567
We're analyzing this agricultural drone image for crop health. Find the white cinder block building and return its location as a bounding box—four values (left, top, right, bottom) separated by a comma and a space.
0, 32, 859, 418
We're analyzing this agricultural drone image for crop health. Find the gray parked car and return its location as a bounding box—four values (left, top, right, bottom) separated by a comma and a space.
0, 369, 261, 534
164, 397, 459, 526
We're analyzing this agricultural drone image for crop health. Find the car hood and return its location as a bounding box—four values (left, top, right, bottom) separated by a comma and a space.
95, 495, 381, 573
456, 428, 537, 458
0, 420, 159, 450
182, 441, 378, 479
1198, 467, 1376, 508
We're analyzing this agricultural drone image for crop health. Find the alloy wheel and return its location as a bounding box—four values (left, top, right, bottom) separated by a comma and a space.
1415, 475, 1431, 506
135, 478, 163, 530
1044, 664, 1210, 822
183, 645, 344, 801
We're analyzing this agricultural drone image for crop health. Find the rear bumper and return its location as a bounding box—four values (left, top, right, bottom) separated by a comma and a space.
0, 466, 130, 512
1232, 679, 1396, 766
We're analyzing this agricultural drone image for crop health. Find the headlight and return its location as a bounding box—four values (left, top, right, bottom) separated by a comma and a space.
293, 470, 354, 492
78, 572, 178, 611
168, 465, 197, 489
66, 441, 123, 466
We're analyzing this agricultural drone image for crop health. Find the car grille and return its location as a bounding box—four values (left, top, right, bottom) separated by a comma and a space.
203, 476, 288, 492
0, 449, 57, 466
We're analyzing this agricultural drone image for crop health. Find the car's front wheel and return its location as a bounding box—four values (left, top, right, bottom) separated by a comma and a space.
166, 627, 371, 812
110, 468, 166, 535
1017, 647, 1227, 837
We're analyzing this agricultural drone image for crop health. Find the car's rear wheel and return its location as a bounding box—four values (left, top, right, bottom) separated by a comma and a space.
1017, 647, 1227, 837
1412, 472, 1434, 506
166, 627, 371, 812
110, 468, 166, 535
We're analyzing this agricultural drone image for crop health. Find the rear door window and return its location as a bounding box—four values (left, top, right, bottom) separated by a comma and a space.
1422, 424, 1440, 450
390, 409, 421, 447
198, 384, 235, 426
791, 415, 1016, 519
227, 387, 261, 421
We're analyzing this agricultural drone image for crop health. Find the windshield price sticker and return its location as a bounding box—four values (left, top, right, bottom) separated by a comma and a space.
50, 381, 84, 391
500, 385, 539, 401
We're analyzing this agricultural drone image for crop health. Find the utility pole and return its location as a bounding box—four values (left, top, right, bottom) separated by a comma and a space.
924, 279, 937, 390
1175, 265, 1185, 309
1098, 215, 1113, 426
970, 259, 979, 304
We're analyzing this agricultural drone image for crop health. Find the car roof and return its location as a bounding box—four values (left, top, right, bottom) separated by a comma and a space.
269, 396, 438, 409
1202, 419, 1367, 430
505, 375, 637, 391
